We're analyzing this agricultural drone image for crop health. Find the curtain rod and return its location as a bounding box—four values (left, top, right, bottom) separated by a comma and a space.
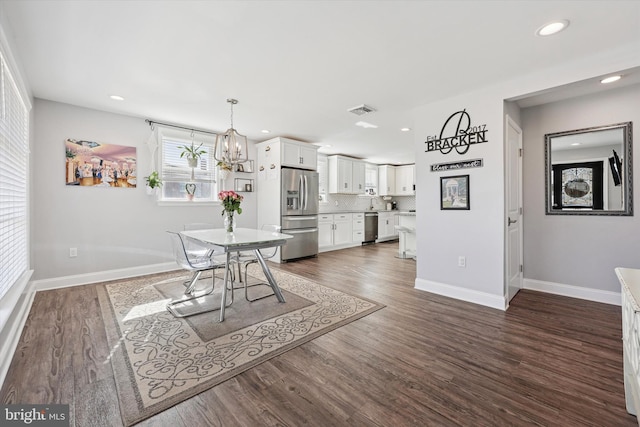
145, 119, 218, 136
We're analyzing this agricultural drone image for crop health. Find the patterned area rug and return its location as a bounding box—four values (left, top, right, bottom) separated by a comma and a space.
97, 265, 384, 426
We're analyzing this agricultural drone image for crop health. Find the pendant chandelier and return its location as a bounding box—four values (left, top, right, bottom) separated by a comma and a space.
214, 98, 248, 169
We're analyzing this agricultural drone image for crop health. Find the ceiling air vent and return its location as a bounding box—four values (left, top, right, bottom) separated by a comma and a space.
347, 104, 376, 116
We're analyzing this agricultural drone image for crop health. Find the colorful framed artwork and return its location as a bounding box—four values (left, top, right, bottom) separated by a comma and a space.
65, 139, 137, 188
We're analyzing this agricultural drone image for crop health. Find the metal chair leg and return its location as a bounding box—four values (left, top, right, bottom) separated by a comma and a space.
241, 260, 277, 302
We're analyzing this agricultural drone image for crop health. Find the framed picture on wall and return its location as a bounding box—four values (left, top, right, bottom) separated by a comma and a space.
440, 174, 470, 210
65, 139, 137, 188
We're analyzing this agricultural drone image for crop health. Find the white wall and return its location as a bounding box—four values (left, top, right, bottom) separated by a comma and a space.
413, 89, 507, 309
32, 99, 257, 281
411, 42, 640, 310
521, 85, 640, 293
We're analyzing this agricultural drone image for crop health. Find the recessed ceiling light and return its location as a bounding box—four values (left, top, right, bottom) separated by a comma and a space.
261, 129, 271, 134
536, 20, 569, 36
400, 128, 411, 132
355, 121, 378, 129
571, 142, 581, 146
110, 95, 125, 101
600, 75, 622, 84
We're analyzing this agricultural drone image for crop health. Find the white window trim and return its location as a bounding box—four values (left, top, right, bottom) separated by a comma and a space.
155, 125, 221, 204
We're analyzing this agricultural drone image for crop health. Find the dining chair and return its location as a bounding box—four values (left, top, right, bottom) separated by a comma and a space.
231, 224, 282, 302
179, 223, 226, 287
166, 231, 233, 317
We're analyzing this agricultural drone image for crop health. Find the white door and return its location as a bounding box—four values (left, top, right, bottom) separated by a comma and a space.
506, 115, 523, 303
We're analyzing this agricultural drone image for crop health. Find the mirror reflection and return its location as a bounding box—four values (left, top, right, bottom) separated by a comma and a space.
545, 122, 633, 216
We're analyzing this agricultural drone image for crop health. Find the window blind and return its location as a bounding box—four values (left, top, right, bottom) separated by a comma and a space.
0, 51, 29, 301
158, 128, 218, 201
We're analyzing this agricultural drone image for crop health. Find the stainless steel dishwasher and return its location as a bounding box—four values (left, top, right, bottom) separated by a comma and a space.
363, 212, 378, 244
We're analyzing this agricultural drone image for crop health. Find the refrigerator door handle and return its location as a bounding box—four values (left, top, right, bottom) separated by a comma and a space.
299, 174, 305, 212
303, 175, 308, 210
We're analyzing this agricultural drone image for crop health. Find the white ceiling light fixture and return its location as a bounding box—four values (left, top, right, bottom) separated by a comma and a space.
355, 121, 378, 129
109, 95, 124, 101
536, 20, 570, 36
214, 98, 248, 167
601, 75, 622, 84
261, 129, 271, 134
400, 127, 411, 132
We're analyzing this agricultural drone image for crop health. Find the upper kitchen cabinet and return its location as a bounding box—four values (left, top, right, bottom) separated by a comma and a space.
328, 155, 366, 194
281, 139, 318, 170
317, 154, 328, 197
258, 137, 318, 171
365, 163, 378, 195
379, 164, 415, 196
378, 165, 396, 196
395, 164, 415, 195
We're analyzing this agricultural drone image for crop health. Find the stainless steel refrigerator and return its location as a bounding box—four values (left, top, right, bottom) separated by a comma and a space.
280, 167, 319, 261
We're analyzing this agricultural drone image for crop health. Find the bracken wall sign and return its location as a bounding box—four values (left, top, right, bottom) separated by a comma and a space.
425, 109, 488, 155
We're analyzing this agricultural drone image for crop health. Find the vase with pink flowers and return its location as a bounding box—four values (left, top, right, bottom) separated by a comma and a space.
218, 190, 243, 233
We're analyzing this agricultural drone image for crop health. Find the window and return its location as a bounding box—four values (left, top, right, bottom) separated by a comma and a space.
0, 50, 30, 301
158, 127, 219, 202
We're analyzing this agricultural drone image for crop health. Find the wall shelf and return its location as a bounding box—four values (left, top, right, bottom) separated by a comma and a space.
234, 178, 254, 192
235, 160, 254, 173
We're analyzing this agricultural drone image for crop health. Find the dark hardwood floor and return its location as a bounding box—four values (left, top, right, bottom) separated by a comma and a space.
2, 241, 636, 426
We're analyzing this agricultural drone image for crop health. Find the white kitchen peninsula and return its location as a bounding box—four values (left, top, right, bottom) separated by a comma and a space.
396, 212, 416, 259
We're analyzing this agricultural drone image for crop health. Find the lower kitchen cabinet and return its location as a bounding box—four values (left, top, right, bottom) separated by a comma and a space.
352, 212, 364, 243
319, 213, 364, 252
377, 211, 399, 242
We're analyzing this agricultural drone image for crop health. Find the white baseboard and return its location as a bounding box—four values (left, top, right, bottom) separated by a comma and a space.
32, 262, 178, 291
414, 278, 507, 311
523, 278, 621, 306
1, 262, 178, 389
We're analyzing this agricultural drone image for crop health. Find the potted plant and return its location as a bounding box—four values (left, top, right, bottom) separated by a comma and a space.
180, 142, 206, 168
217, 160, 233, 181
145, 171, 162, 195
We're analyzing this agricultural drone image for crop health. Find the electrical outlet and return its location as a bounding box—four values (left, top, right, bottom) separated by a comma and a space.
458, 256, 466, 267
69, 247, 78, 258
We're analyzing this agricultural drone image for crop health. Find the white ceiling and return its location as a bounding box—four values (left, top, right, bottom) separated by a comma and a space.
2, 1, 639, 164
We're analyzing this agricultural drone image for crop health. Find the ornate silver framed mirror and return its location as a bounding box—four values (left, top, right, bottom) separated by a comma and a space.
545, 121, 633, 216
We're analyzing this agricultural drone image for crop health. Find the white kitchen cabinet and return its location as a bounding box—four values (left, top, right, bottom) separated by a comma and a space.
318, 214, 334, 250
280, 138, 318, 170
317, 154, 328, 198
328, 155, 366, 194
395, 164, 415, 195
257, 137, 318, 172
352, 160, 366, 194
378, 165, 396, 196
365, 163, 378, 195
318, 212, 361, 252
333, 213, 352, 246
377, 211, 398, 241
352, 212, 364, 243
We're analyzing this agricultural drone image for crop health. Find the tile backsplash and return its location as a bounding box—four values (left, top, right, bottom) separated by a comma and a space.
321, 194, 415, 212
